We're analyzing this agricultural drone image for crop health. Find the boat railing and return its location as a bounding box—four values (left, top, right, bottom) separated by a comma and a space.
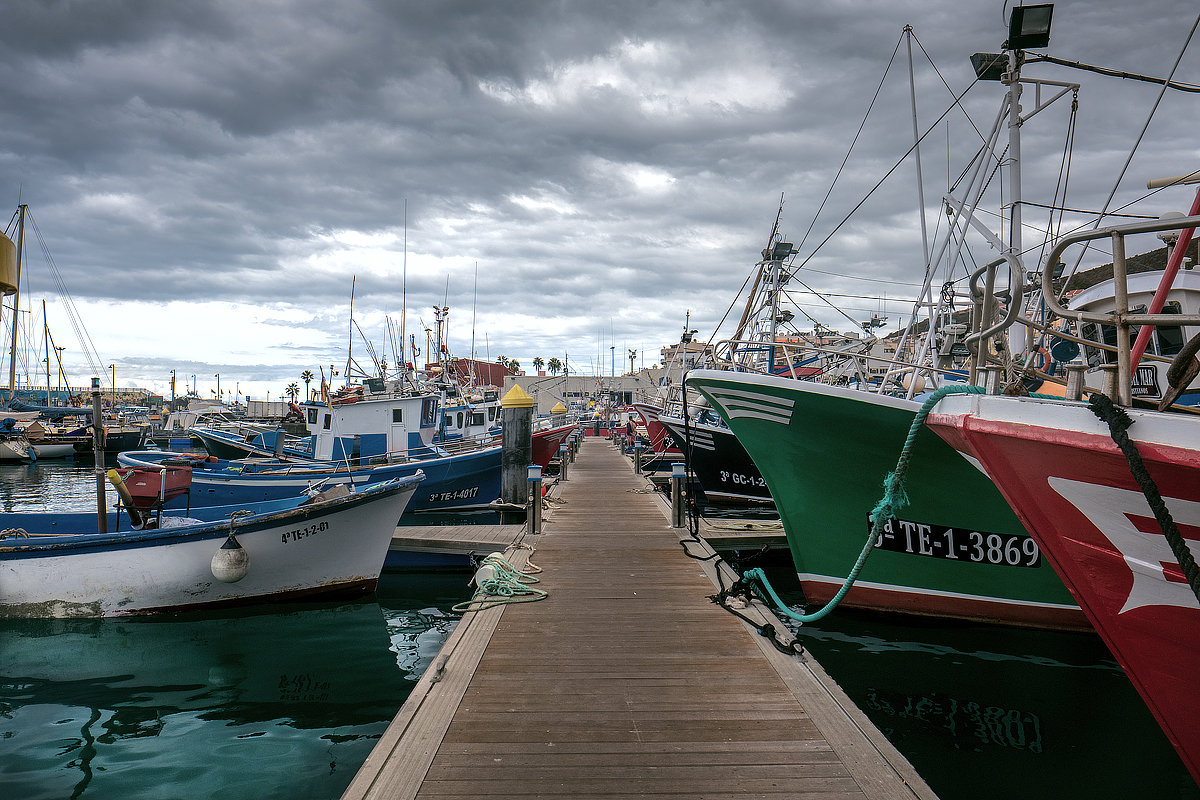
707, 338, 971, 391
1035, 214, 1200, 406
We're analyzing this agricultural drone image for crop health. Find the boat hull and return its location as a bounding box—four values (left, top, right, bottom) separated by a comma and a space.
658, 414, 773, 505
685, 369, 1084, 629
631, 402, 681, 454
531, 422, 578, 469
118, 445, 502, 513
0, 476, 423, 618
925, 393, 1200, 783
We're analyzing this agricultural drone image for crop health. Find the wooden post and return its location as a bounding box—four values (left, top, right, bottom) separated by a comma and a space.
91, 377, 107, 534
670, 462, 686, 528
527, 464, 543, 535
500, 384, 535, 516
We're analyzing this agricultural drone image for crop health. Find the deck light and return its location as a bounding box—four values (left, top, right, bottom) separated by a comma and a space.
971, 53, 1007, 81
1007, 4, 1053, 50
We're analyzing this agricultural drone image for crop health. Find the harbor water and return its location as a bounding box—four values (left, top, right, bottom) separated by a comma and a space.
0, 458, 1196, 798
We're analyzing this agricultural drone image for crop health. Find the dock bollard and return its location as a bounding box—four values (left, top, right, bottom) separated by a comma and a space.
670, 462, 686, 528
527, 464, 543, 534
559, 443, 569, 481
634, 442, 644, 473
569, 434, 578, 462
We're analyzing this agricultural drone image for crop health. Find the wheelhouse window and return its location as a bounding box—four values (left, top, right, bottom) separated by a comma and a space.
392, 408, 403, 423
1081, 302, 1185, 366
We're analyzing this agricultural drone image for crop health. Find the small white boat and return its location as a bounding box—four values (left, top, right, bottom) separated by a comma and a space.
0, 473, 424, 618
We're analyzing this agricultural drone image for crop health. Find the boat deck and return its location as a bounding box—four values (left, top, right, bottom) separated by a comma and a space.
343, 437, 936, 800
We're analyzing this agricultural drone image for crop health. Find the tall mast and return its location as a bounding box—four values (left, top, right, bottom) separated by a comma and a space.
344, 277, 355, 384
43, 299, 50, 406
7, 204, 25, 404
401, 200, 408, 379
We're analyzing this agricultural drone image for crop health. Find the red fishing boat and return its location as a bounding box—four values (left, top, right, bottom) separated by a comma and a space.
531, 421, 578, 469
631, 402, 680, 454
926, 391, 1200, 786
925, 208, 1200, 785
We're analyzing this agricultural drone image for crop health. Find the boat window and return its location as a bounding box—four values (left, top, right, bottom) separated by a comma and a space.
471, 412, 486, 426
457, 412, 463, 428
1156, 302, 1185, 356
421, 398, 438, 427
1080, 322, 1106, 368
443, 414, 454, 428
307, 408, 318, 425
1082, 304, 1148, 366
392, 408, 403, 423
322, 413, 332, 430
488, 407, 496, 421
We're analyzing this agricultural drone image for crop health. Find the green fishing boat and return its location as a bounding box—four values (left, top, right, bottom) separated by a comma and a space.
686, 369, 1085, 629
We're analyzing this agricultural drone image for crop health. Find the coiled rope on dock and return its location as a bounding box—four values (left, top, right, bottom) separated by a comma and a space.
452, 553, 548, 612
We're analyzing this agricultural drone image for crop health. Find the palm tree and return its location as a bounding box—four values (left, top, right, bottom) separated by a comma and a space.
547, 357, 562, 375
286, 382, 300, 402
532, 356, 545, 373
509, 359, 521, 373
300, 370, 314, 401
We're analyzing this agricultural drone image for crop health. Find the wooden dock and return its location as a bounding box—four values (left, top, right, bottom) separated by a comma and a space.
390, 524, 524, 557
344, 437, 937, 800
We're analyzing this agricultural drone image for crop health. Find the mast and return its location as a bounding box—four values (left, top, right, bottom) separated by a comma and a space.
344, 277, 355, 385
401, 200, 408, 382
470, 261, 478, 388
43, 299, 50, 407
7, 204, 25, 404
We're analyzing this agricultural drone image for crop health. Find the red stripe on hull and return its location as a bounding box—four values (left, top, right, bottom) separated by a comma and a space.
800, 577, 1090, 631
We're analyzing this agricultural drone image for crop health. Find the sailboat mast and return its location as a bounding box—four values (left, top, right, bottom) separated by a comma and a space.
470, 261, 478, 388
401, 200, 408, 380
7, 204, 24, 404
43, 299, 50, 406
344, 277, 355, 384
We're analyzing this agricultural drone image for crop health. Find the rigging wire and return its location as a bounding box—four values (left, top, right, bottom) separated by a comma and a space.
1056, 13, 1200, 298
23, 209, 108, 385
794, 32, 904, 256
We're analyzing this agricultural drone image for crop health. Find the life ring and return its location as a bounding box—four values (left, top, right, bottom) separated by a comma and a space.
1031, 346, 1052, 373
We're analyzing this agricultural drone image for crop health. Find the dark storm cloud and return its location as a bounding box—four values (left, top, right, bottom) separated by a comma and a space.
0, 0, 1197, 394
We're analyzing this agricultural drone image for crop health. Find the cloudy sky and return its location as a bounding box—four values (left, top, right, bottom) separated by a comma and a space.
2, 0, 1198, 403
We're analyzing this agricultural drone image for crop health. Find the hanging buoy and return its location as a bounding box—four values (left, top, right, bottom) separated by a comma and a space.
211, 533, 250, 583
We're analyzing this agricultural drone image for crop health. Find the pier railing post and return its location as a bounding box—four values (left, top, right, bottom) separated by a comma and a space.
634, 442, 644, 473
670, 462, 686, 528
501, 385, 535, 524
91, 376, 107, 534
559, 443, 569, 481
527, 464, 543, 534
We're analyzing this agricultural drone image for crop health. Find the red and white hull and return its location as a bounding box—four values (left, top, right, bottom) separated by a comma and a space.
631, 402, 681, 454
926, 393, 1200, 784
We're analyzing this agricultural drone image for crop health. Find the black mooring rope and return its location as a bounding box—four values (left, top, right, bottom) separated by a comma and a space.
1088, 393, 1200, 604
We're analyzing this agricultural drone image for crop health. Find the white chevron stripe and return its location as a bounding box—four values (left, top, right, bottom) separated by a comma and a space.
726, 407, 793, 424
706, 391, 795, 425
708, 387, 795, 411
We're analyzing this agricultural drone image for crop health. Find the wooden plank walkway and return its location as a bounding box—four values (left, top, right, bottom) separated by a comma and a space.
391, 524, 524, 556
343, 438, 937, 800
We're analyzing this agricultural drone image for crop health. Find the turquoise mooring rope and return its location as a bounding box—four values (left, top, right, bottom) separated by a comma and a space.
451, 553, 548, 612
743, 383, 988, 623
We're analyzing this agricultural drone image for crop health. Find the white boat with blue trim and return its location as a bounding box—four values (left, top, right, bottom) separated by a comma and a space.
0, 473, 424, 618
